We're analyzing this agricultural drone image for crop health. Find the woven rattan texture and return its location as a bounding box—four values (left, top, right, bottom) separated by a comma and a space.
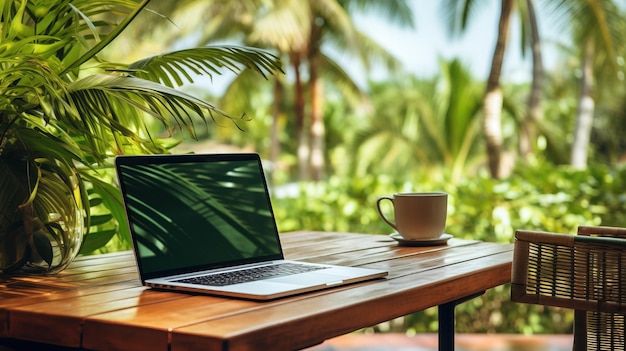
513, 228, 626, 351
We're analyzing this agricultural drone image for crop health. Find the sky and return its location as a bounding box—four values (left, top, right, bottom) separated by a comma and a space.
347, 1, 565, 87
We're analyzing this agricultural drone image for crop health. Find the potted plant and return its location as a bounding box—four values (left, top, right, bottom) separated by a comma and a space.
0, 0, 282, 274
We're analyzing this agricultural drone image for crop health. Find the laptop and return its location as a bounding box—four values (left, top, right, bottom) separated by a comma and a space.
115, 153, 387, 300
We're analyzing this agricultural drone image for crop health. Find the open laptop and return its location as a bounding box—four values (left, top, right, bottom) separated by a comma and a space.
115, 153, 387, 300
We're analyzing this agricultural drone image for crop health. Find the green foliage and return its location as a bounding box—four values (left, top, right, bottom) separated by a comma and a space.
79, 168, 131, 254
349, 59, 484, 182
274, 174, 407, 234
274, 162, 626, 333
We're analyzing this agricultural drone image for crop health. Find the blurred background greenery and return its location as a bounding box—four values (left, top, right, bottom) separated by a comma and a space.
93, 0, 626, 336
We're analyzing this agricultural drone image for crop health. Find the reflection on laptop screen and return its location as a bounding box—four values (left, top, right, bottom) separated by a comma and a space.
117, 158, 283, 276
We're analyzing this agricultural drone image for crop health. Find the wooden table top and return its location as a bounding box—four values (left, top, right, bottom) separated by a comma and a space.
0, 231, 513, 351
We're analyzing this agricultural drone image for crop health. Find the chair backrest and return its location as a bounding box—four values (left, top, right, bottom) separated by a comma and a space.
511, 227, 626, 351
576, 226, 626, 350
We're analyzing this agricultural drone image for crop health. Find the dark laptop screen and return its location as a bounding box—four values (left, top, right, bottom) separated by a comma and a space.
115, 154, 283, 279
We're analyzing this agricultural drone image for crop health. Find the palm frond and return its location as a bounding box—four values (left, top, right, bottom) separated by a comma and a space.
127, 45, 283, 86
328, 28, 404, 74
311, 0, 357, 44
344, 0, 414, 28
63, 74, 243, 159
318, 54, 365, 107
440, 0, 489, 37
248, 0, 311, 52
61, 0, 152, 74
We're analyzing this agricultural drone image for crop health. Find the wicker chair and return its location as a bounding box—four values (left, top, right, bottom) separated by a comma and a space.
511, 226, 626, 351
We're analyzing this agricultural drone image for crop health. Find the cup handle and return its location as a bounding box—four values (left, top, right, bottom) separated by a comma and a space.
376, 196, 397, 231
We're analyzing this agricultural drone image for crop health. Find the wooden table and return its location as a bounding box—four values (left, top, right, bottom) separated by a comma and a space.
0, 231, 513, 351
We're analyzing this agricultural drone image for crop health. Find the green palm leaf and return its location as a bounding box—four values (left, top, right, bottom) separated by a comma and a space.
128, 46, 284, 85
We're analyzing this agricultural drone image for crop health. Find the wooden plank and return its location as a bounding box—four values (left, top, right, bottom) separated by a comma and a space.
8, 287, 184, 347
82, 296, 261, 351
283, 233, 481, 262
298, 240, 492, 268
282, 232, 395, 259
0, 252, 140, 339
2, 269, 138, 291
0, 280, 140, 338
279, 231, 367, 246
1, 252, 136, 288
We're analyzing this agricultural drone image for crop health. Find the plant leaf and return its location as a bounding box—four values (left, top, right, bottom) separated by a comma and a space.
89, 214, 114, 227
127, 45, 284, 86
32, 229, 53, 268
79, 229, 117, 254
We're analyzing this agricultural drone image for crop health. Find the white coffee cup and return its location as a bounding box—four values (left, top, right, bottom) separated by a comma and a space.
376, 192, 448, 240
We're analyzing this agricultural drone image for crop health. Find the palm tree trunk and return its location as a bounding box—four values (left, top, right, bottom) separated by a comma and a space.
520, 0, 544, 160
308, 20, 324, 182
571, 38, 595, 169
269, 77, 284, 186
309, 66, 324, 181
291, 52, 309, 180
483, 0, 514, 179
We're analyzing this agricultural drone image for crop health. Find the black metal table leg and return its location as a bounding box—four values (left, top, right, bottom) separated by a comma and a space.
438, 291, 485, 351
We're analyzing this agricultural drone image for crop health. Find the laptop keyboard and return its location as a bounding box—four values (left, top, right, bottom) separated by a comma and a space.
174, 263, 330, 286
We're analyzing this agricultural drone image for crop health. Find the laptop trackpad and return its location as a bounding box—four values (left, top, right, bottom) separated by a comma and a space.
268, 273, 344, 286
